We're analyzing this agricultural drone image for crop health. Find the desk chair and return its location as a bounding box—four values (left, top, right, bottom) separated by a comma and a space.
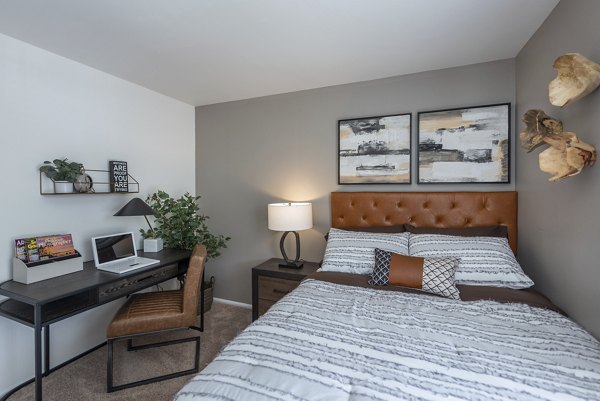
106, 245, 206, 392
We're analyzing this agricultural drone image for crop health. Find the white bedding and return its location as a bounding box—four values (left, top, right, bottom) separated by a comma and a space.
175, 279, 600, 401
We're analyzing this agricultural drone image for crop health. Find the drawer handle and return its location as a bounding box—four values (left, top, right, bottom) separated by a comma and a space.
272, 289, 290, 295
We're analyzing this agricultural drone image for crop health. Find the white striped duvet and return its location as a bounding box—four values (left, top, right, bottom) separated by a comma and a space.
175, 279, 600, 401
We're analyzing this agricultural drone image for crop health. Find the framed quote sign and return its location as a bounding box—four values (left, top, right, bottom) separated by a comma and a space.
109, 160, 129, 192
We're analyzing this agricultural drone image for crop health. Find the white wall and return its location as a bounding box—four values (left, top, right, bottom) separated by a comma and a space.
0, 34, 195, 396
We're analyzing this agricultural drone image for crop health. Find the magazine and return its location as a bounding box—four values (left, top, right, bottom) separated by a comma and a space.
15, 238, 39, 262
15, 234, 76, 264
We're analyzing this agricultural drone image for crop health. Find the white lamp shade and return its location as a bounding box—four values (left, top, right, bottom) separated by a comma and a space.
268, 202, 313, 232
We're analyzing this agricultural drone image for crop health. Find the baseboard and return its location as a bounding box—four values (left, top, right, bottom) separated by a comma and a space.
213, 297, 252, 310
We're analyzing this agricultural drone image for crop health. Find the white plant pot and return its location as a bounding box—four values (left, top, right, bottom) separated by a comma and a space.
54, 181, 73, 193
143, 238, 163, 253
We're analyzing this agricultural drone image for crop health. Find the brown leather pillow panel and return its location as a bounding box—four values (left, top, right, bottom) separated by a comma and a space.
388, 253, 424, 289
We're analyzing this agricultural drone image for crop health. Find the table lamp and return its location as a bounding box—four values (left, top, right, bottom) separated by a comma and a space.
114, 198, 163, 251
268, 202, 313, 268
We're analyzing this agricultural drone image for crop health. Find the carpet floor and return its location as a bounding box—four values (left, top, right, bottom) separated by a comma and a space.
6, 303, 252, 401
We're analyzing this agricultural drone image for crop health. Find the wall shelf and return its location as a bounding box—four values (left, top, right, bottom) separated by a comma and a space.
39, 169, 140, 195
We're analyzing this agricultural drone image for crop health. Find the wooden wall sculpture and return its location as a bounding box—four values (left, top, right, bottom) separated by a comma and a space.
549, 53, 600, 108
520, 109, 596, 181
520, 53, 598, 181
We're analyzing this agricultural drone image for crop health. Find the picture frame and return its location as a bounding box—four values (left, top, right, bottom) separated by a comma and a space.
417, 103, 510, 184
338, 113, 412, 184
109, 160, 129, 192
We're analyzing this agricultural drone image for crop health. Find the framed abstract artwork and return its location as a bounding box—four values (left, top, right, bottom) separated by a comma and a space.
338, 113, 411, 184
417, 103, 510, 184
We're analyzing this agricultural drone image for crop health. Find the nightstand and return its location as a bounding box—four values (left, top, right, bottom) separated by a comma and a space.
251, 258, 320, 321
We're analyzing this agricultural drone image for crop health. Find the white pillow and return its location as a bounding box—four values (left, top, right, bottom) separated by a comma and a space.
319, 228, 409, 275
409, 234, 533, 289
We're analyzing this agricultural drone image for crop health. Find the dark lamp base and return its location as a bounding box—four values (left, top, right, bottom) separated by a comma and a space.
278, 260, 304, 269
278, 231, 304, 269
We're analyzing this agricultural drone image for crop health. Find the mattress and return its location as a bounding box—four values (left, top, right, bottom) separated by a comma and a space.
175, 274, 600, 401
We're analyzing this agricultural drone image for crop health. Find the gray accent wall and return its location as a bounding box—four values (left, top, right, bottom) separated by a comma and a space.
196, 59, 516, 304
516, 0, 600, 338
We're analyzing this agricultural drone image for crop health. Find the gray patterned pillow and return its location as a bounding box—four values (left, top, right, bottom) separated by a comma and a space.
319, 228, 409, 275
409, 234, 534, 289
369, 248, 460, 300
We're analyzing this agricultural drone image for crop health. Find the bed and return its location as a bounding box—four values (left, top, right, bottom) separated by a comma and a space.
175, 192, 600, 401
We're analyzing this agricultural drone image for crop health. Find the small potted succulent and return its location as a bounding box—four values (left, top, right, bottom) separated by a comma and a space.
39, 158, 84, 193
141, 226, 163, 253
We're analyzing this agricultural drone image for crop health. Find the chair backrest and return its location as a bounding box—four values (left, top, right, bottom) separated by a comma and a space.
182, 244, 207, 318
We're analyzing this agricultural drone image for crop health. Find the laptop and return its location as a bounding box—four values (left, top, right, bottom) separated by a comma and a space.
91, 232, 159, 274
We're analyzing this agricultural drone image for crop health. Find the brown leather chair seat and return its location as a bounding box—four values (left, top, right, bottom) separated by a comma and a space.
107, 290, 196, 338
106, 244, 207, 392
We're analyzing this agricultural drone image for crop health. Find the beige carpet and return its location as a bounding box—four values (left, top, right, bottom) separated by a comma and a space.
7, 303, 252, 401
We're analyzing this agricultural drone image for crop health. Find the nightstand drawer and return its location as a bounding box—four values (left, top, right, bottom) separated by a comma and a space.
252, 259, 320, 321
258, 276, 299, 302
257, 299, 276, 316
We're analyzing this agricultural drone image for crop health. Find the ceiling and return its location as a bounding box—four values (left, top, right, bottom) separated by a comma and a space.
0, 0, 558, 106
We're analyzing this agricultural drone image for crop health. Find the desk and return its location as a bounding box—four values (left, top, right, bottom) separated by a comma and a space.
0, 248, 198, 401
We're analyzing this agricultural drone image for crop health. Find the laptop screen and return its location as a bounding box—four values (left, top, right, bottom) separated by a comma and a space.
93, 233, 136, 265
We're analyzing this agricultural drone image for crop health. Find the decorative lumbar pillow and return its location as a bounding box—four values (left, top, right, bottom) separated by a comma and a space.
319, 228, 409, 275
409, 234, 534, 289
369, 249, 460, 300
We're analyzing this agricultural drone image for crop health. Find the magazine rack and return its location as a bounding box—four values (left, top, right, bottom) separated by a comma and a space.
13, 252, 83, 284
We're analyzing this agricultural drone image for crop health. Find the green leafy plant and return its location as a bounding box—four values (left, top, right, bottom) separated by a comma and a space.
39, 158, 84, 182
140, 190, 230, 258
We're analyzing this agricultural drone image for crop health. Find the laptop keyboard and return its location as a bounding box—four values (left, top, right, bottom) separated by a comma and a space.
99, 257, 159, 273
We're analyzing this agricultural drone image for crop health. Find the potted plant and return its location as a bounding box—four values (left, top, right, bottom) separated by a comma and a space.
141, 190, 230, 313
39, 158, 84, 193
141, 228, 163, 253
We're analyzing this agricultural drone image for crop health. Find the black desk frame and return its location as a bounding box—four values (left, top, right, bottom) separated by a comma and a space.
0, 248, 201, 401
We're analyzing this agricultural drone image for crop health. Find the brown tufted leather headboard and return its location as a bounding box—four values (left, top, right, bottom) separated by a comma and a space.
331, 192, 517, 253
